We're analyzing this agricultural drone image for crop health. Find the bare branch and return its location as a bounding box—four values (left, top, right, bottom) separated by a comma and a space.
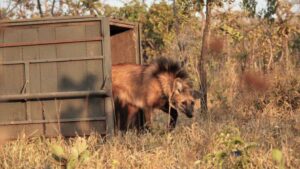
88, 0, 101, 16
51, 0, 56, 16
37, 0, 44, 17
4, 0, 22, 18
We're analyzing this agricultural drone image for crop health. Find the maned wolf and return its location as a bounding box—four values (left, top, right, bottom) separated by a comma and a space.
112, 57, 195, 131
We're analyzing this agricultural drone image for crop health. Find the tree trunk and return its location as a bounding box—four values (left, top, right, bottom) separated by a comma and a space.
173, 0, 184, 58
37, 0, 43, 17
198, 0, 212, 115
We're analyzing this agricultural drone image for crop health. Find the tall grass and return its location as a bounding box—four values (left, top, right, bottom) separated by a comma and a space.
0, 71, 299, 169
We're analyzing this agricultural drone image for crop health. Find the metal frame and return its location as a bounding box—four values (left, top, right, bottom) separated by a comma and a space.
102, 18, 115, 136
0, 90, 108, 102
0, 16, 115, 138
0, 16, 105, 26
2, 56, 104, 65
0, 36, 102, 48
0, 117, 106, 125
109, 19, 136, 29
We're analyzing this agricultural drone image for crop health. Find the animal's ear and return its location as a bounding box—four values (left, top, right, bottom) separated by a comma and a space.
173, 78, 183, 92
192, 90, 201, 99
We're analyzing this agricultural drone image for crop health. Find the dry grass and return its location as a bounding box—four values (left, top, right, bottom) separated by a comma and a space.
0, 72, 299, 169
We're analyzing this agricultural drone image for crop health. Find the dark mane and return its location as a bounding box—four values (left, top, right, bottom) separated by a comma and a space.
150, 57, 188, 79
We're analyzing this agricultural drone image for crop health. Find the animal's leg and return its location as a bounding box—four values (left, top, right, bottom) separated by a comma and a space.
167, 108, 178, 130
144, 109, 153, 131
114, 99, 128, 132
160, 103, 178, 130
127, 105, 138, 129
134, 109, 145, 131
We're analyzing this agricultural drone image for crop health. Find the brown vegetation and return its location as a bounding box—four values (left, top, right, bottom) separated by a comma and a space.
241, 71, 269, 92
0, 72, 298, 168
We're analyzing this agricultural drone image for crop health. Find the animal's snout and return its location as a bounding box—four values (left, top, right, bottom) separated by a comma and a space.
181, 100, 195, 118
184, 102, 194, 118
185, 110, 193, 118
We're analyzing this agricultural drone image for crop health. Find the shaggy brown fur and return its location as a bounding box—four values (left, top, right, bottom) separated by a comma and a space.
112, 57, 195, 131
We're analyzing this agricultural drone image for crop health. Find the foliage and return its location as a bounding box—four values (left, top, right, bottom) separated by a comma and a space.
261, 0, 278, 21
241, 0, 257, 17
143, 1, 175, 59
115, 0, 147, 22
49, 138, 91, 169
254, 75, 300, 114
220, 24, 243, 42
201, 126, 257, 169
272, 149, 285, 169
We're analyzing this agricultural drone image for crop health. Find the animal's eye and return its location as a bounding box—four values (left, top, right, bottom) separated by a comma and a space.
182, 101, 187, 106
191, 101, 195, 106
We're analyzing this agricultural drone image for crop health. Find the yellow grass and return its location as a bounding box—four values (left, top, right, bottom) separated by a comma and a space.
0, 73, 299, 169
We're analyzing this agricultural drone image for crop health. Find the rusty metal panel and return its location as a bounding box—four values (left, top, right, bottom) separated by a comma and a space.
2, 47, 22, 62
57, 60, 87, 91
3, 28, 21, 44
0, 17, 112, 140
137, 24, 143, 64
0, 102, 26, 122
86, 22, 101, 39
87, 41, 102, 58
110, 22, 142, 65
86, 59, 104, 89
111, 29, 136, 64
39, 48, 58, 92
0, 64, 25, 95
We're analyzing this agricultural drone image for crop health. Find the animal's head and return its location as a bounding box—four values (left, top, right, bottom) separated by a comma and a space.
170, 78, 195, 118
150, 57, 197, 118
